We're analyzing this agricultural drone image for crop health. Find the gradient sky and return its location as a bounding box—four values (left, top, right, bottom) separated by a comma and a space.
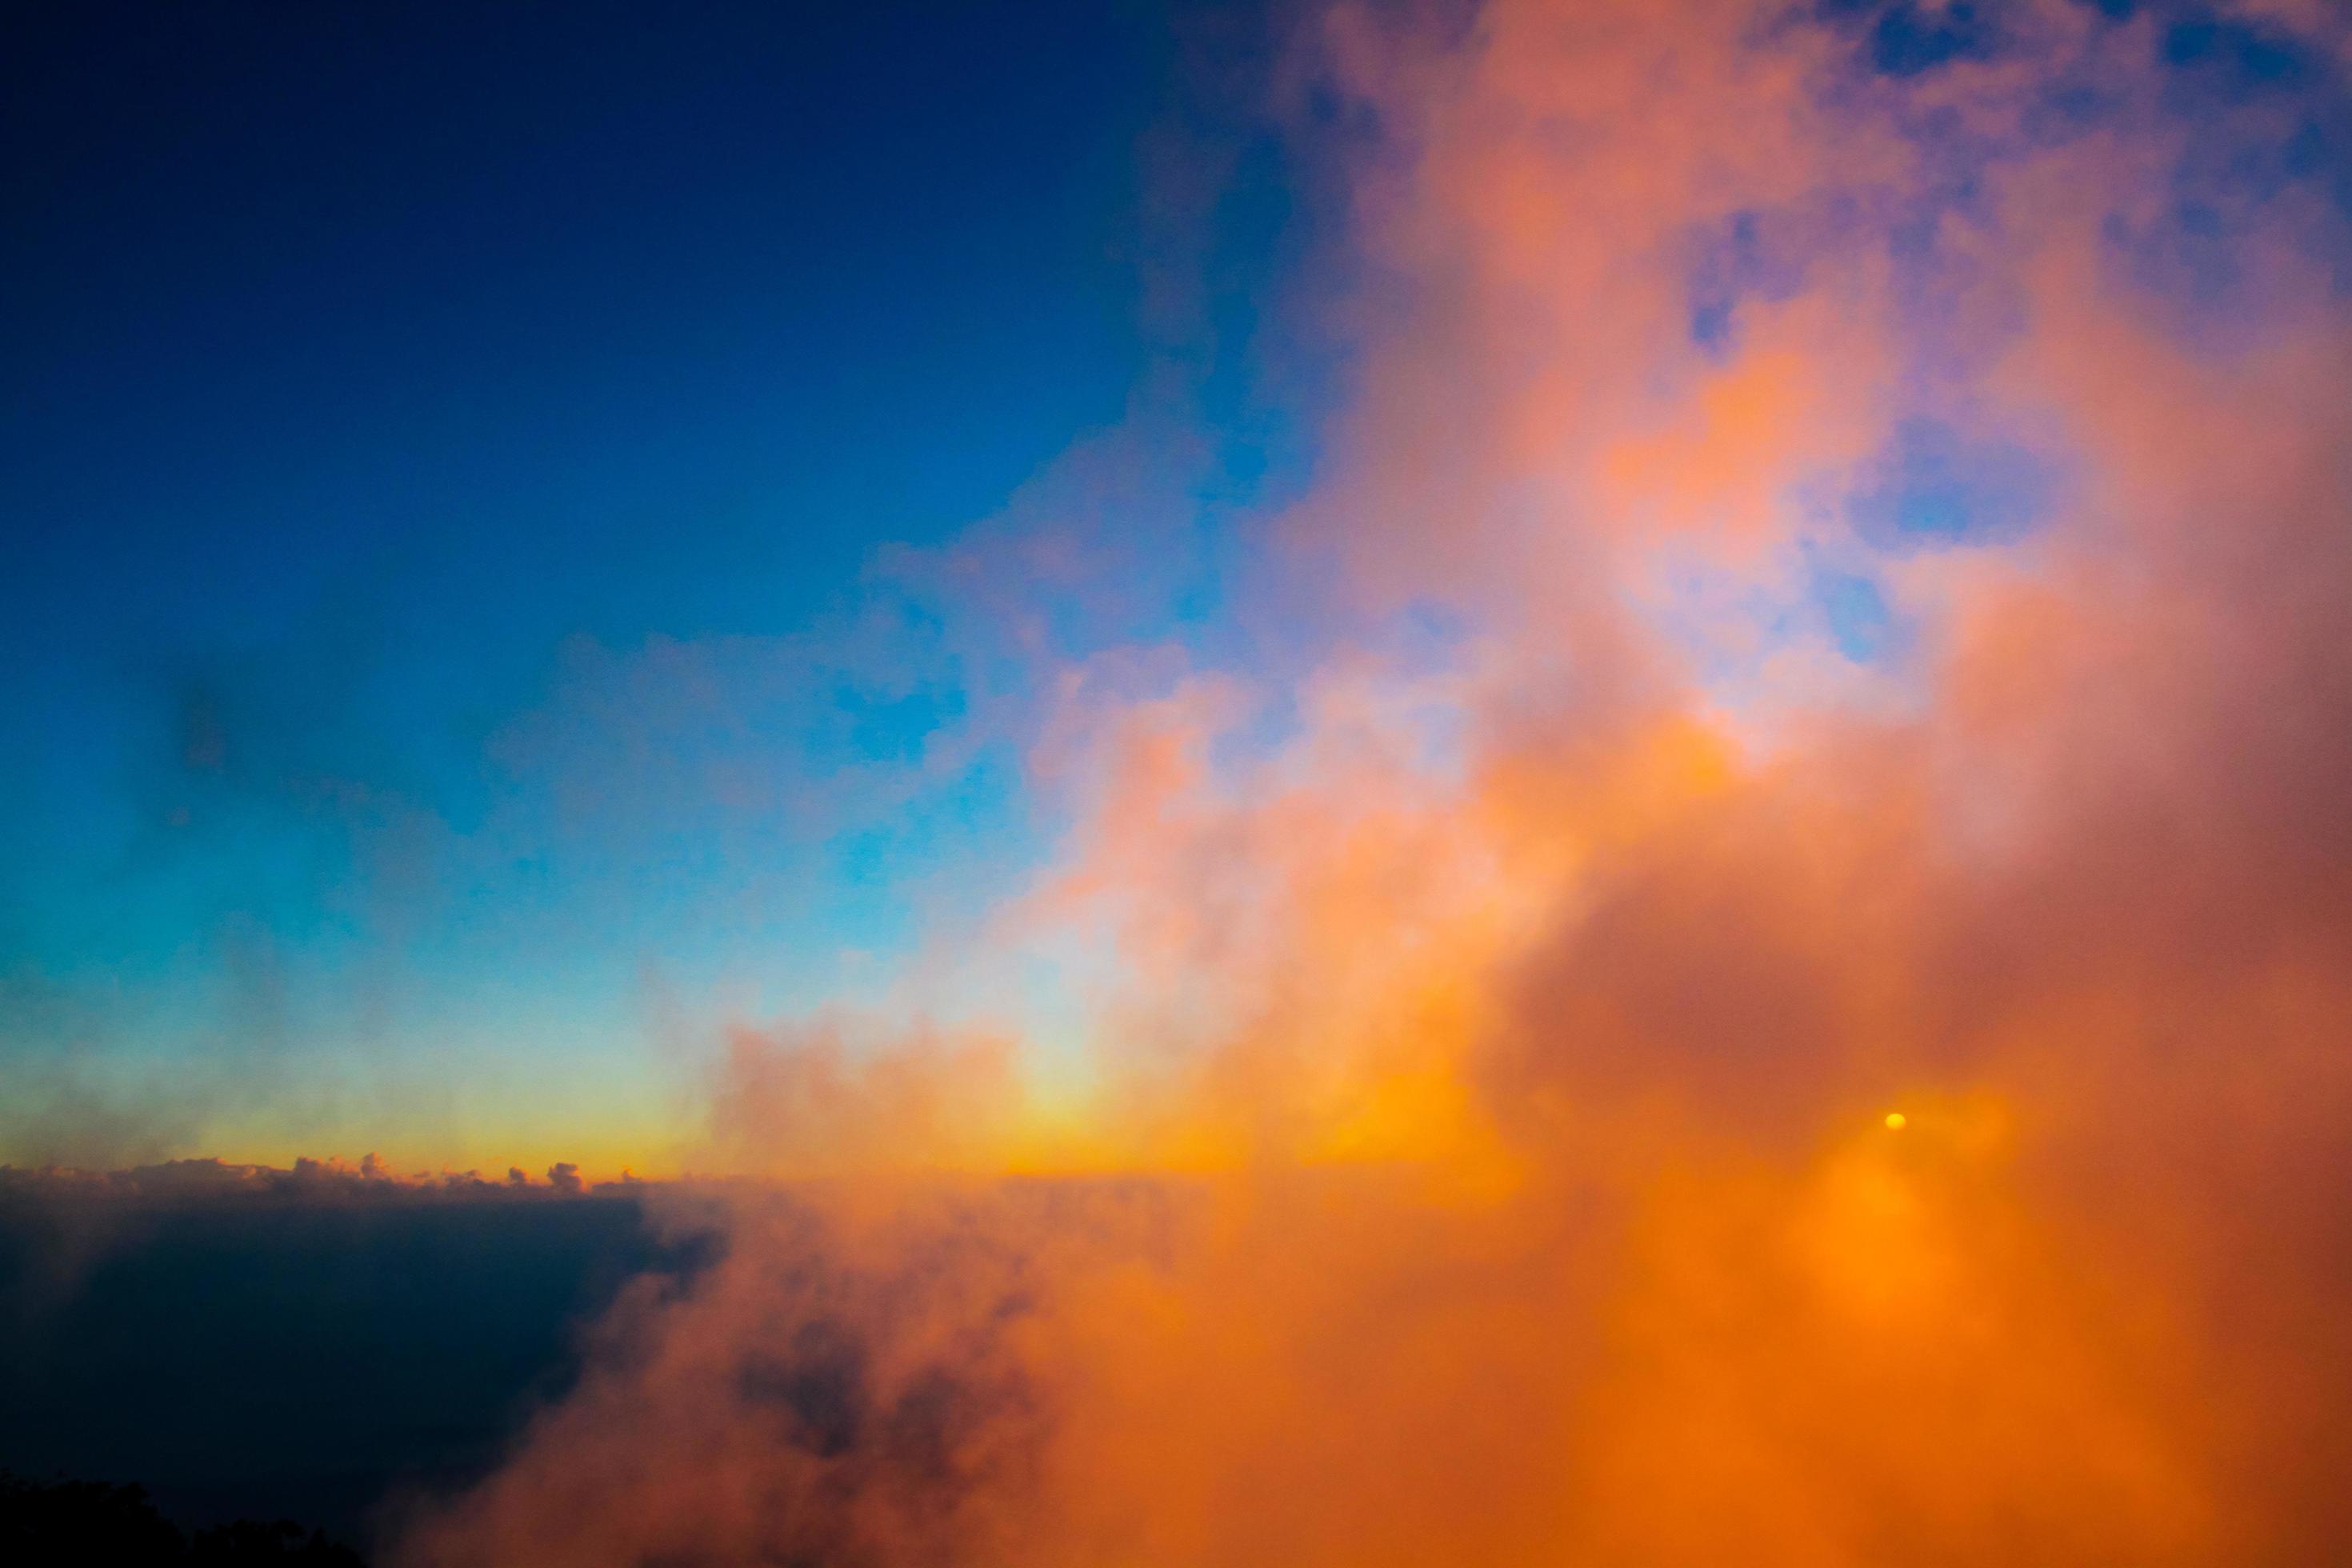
2, 0, 1313, 1173
5, 0, 2350, 1188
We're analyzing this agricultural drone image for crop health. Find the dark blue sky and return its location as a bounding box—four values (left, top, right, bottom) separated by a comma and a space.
5, 0, 1165, 663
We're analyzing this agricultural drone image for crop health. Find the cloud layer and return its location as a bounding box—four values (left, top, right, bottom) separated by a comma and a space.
398, 2, 2352, 1562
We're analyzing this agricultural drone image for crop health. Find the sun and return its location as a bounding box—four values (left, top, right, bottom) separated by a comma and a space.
1883, 1111, 1907, 1131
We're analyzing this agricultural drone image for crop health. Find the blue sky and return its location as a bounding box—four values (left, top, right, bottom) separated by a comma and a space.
0, 0, 1310, 1169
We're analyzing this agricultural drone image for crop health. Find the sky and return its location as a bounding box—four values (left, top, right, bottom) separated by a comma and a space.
8, 0, 2352, 1560
2, 0, 1306, 1174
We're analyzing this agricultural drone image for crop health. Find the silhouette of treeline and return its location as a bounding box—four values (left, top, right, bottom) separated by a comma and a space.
0, 1472, 365, 1565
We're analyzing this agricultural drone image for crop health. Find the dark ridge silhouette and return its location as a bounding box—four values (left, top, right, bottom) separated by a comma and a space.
0, 1471, 364, 1565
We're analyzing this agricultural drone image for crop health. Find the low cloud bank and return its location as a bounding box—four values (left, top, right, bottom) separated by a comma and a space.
0, 1157, 638, 1206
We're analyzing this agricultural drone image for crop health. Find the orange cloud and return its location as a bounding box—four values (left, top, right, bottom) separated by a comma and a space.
398, 1, 2352, 1562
